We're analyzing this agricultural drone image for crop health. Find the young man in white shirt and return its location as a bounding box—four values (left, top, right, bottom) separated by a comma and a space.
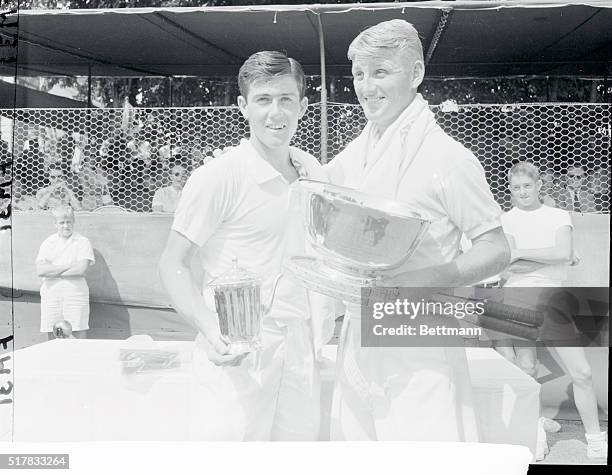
501, 161, 607, 460
158, 51, 330, 441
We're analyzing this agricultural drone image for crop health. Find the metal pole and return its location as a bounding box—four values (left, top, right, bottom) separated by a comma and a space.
316, 14, 328, 164
86, 65, 92, 161
604, 66, 610, 104
168, 76, 173, 107
87, 65, 92, 108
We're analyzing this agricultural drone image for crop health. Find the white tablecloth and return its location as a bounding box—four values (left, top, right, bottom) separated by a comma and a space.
3, 339, 538, 460
5, 339, 197, 442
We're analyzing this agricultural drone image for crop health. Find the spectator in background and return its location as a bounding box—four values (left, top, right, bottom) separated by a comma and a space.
500, 161, 607, 461
552, 171, 565, 197
0, 139, 10, 162
539, 170, 559, 207
182, 144, 210, 169
152, 164, 187, 213
35, 206, 95, 338
36, 166, 81, 210
20, 134, 47, 190
99, 129, 130, 204
12, 179, 38, 211
54, 134, 82, 194
189, 148, 207, 169
147, 156, 166, 197
561, 164, 597, 213
589, 166, 610, 213
79, 160, 113, 211
122, 138, 155, 212
158, 133, 188, 181
158, 133, 178, 164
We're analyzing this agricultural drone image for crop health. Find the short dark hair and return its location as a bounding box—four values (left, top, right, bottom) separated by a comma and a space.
238, 51, 306, 99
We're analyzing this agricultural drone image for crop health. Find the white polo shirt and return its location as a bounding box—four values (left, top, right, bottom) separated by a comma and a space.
36, 232, 95, 291
173, 139, 325, 321
501, 205, 573, 286
327, 118, 501, 273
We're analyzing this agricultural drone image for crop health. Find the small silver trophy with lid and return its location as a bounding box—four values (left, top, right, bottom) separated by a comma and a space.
209, 258, 280, 355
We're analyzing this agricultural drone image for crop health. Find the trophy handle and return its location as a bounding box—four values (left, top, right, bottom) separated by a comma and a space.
263, 273, 284, 315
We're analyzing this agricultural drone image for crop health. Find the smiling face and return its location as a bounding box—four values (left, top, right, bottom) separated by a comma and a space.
238, 75, 307, 155
510, 173, 542, 210
351, 49, 423, 132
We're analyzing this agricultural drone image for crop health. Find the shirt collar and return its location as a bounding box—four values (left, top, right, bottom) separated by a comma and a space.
240, 139, 283, 184
241, 139, 310, 184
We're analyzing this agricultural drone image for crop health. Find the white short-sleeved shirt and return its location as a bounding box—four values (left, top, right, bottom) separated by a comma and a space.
326, 110, 502, 273
501, 205, 573, 285
36, 232, 95, 289
152, 186, 182, 213
172, 139, 326, 321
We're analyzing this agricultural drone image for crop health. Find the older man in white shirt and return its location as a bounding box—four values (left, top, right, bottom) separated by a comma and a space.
325, 20, 510, 442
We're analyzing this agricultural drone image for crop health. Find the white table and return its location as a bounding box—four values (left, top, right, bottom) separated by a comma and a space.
3, 339, 538, 460
4, 339, 197, 442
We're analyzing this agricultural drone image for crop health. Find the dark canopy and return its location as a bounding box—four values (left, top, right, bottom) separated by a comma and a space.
2, 1, 611, 80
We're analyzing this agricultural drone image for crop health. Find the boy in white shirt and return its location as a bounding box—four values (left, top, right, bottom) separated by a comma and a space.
158, 51, 331, 440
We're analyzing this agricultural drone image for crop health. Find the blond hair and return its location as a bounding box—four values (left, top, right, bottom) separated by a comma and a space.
508, 161, 540, 182
348, 19, 424, 64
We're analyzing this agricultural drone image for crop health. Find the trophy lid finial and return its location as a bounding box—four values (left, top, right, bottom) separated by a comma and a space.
211, 257, 260, 288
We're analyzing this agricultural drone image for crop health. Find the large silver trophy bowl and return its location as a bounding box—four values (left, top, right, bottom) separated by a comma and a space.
283, 179, 431, 304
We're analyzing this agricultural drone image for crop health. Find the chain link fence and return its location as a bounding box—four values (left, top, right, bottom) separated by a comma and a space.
2, 103, 610, 214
